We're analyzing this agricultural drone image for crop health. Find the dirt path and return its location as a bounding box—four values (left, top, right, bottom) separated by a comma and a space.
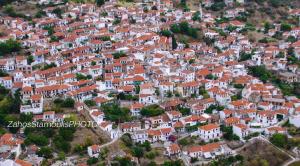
80, 104, 112, 143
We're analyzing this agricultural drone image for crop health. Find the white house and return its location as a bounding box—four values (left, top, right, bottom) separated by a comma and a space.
139, 94, 158, 105
90, 109, 104, 124
256, 111, 277, 127
20, 94, 44, 114
130, 102, 144, 116
198, 124, 222, 142
165, 143, 181, 156
289, 114, 300, 128
0, 134, 23, 159
265, 126, 287, 137
186, 142, 226, 159
132, 130, 148, 143
233, 123, 249, 139
87, 144, 101, 158
0, 76, 13, 89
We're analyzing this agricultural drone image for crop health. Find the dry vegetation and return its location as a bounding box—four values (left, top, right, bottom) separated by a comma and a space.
139, 147, 170, 165
239, 140, 290, 166
0, 1, 38, 17
71, 125, 103, 148
289, 161, 300, 166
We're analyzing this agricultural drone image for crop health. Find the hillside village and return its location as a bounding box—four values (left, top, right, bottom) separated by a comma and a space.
0, 0, 299, 165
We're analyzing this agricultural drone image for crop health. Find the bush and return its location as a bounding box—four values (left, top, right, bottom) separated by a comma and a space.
113, 18, 121, 25
270, 133, 288, 148
87, 157, 98, 165
26, 134, 49, 146
269, 0, 281, 7
160, 30, 172, 37
84, 100, 96, 107
132, 146, 144, 158
54, 98, 75, 108
178, 138, 190, 146
0, 39, 21, 56
112, 51, 127, 59
239, 52, 253, 62
96, 0, 105, 6
52, 8, 63, 18
191, 157, 198, 163
76, 73, 91, 80
121, 133, 133, 147
61, 98, 75, 108
41, 62, 56, 70
117, 93, 138, 101
37, 147, 53, 159
145, 150, 158, 159
177, 106, 191, 116
280, 23, 292, 32
101, 104, 131, 123
140, 104, 164, 117
170, 22, 198, 38
210, 2, 225, 11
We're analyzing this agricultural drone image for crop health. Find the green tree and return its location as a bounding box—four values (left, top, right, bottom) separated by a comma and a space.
52, 8, 63, 18
187, 27, 198, 38
0, 39, 21, 56
27, 55, 34, 65
26, 134, 49, 146
96, 0, 105, 6
166, 91, 173, 98
248, 66, 272, 83
160, 30, 172, 37
162, 160, 182, 166
204, 105, 223, 114
281, 23, 292, 32
113, 157, 134, 166
179, 22, 189, 34
172, 36, 177, 50
84, 100, 96, 107
4, 115, 19, 133
192, 11, 201, 21
58, 151, 66, 160
264, 22, 271, 33
233, 84, 244, 89
112, 51, 127, 59
177, 106, 191, 116
270, 133, 288, 148
20, 113, 33, 122
140, 104, 164, 117
170, 24, 180, 33
113, 18, 121, 25
76, 73, 90, 80
286, 36, 297, 43
42, 62, 56, 70
61, 98, 75, 108
37, 147, 53, 159
135, 85, 140, 94
101, 104, 131, 123
100, 36, 111, 41
132, 146, 144, 158
0, 0, 16, 6
0, 97, 13, 114
269, 0, 281, 7
221, 126, 240, 141
142, 141, 151, 151
87, 157, 98, 165
35, 10, 46, 18
0, 70, 9, 77
210, 2, 225, 11
205, 74, 214, 80
121, 133, 133, 147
